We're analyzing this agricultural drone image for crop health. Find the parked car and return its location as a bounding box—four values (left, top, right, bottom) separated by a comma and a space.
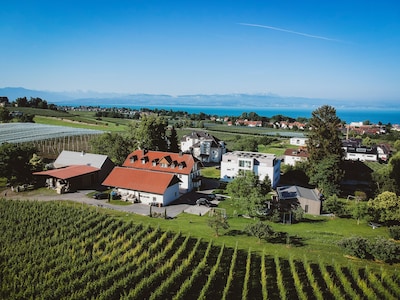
207, 194, 216, 200
93, 192, 109, 200
196, 198, 211, 207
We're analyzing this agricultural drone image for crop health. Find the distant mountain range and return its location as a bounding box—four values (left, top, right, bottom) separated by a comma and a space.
0, 87, 394, 109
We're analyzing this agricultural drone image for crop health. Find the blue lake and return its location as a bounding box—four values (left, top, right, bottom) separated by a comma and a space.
116, 105, 400, 125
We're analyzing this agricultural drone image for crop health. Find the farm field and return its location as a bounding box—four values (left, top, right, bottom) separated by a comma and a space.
1, 199, 399, 299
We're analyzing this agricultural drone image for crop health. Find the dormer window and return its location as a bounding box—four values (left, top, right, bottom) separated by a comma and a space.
141, 156, 149, 164
130, 155, 138, 163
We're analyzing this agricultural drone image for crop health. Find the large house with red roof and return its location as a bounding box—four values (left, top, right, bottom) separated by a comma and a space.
102, 150, 202, 205
102, 167, 181, 206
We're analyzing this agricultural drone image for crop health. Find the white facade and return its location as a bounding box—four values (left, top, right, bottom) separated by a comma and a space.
117, 184, 180, 206
181, 131, 226, 163
342, 146, 378, 162
283, 149, 308, 166
344, 152, 378, 162
284, 154, 307, 166
220, 151, 281, 188
289, 137, 308, 146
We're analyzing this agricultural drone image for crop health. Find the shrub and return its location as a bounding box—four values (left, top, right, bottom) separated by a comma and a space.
337, 236, 372, 259
388, 225, 400, 240
337, 236, 400, 263
244, 221, 274, 242
368, 237, 400, 263
323, 195, 347, 216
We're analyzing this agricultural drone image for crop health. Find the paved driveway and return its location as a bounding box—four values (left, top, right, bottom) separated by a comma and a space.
3, 178, 222, 218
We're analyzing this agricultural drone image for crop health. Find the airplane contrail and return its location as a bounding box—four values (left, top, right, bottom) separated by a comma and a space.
239, 22, 342, 42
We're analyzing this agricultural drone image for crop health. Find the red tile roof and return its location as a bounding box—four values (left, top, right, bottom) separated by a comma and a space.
102, 167, 181, 194
284, 149, 309, 158
33, 165, 99, 180
122, 150, 197, 175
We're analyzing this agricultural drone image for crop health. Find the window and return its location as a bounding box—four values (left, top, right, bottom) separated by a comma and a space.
239, 160, 251, 168
305, 205, 309, 213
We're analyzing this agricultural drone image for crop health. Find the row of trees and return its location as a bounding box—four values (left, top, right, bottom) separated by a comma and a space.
323, 191, 400, 226
12, 97, 57, 110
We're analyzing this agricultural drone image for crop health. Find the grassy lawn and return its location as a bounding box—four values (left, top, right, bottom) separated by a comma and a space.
102, 201, 396, 272
200, 166, 220, 179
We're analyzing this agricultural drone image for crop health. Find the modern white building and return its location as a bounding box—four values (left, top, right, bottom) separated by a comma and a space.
220, 151, 281, 188
180, 131, 226, 163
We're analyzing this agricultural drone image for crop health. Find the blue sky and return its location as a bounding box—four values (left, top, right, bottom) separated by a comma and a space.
1, 0, 399, 101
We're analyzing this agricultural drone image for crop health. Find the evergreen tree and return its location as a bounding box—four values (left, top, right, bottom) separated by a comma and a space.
306, 105, 344, 196
168, 126, 180, 153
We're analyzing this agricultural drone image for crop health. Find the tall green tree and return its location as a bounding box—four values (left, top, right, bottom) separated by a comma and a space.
0, 106, 11, 123
388, 152, 400, 194
308, 155, 343, 196
130, 115, 168, 151
168, 126, 180, 153
0, 143, 37, 184
371, 165, 397, 195
90, 132, 133, 165
306, 105, 344, 196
